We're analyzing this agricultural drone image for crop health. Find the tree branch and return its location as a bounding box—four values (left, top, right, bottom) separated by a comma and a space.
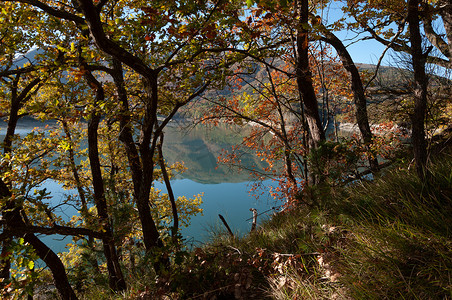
0, 65, 38, 77
75, 0, 155, 79
3, 0, 84, 24
423, 19, 450, 60
0, 223, 105, 240
365, 25, 410, 53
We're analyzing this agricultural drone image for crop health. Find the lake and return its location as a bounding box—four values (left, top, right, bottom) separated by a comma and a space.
1, 119, 281, 253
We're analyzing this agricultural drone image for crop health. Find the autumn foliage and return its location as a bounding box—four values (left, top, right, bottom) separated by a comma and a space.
0, 0, 451, 298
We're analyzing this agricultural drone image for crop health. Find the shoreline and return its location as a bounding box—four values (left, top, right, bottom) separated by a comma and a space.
338, 122, 411, 135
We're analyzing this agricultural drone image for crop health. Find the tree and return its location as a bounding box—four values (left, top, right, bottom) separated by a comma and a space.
72, 0, 240, 260
0, 5, 82, 296
203, 61, 307, 202
208, 0, 329, 186
1, 4, 131, 291
2, 0, 241, 274
309, 14, 380, 173
201, 0, 385, 194
241, 0, 327, 151
80, 55, 127, 290
342, 0, 449, 178
407, 0, 430, 179
343, 0, 451, 69
0, 52, 80, 299
0, 60, 41, 289
295, 0, 326, 150
202, 37, 367, 202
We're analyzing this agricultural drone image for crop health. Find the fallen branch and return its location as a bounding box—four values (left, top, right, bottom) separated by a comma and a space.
218, 214, 234, 237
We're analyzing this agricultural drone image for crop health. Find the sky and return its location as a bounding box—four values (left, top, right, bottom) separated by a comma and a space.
322, 1, 398, 66
336, 30, 394, 66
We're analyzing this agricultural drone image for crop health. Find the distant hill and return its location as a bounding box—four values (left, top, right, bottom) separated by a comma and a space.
9, 48, 44, 68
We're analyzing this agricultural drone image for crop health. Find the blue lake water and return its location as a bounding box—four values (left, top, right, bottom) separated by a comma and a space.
161, 179, 278, 245
37, 178, 278, 253
1, 120, 281, 253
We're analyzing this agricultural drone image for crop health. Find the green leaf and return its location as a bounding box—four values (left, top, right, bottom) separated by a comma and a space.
56, 45, 70, 53
246, 0, 254, 8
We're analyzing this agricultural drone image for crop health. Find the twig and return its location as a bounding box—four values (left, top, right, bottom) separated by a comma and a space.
188, 284, 236, 299
227, 246, 242, 255
245, 206, 281, 221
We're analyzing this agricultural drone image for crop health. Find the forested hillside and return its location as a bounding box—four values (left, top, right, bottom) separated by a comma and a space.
0, 0, 450, 299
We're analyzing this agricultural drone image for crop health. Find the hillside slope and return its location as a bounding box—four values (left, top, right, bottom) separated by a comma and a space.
158, 141, 452, 300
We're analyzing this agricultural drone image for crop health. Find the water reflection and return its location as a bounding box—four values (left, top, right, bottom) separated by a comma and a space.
161, 123, 270, 183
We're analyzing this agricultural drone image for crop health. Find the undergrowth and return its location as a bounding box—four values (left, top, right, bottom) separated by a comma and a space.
177, 147, 452, 299
76, 147, 452, 299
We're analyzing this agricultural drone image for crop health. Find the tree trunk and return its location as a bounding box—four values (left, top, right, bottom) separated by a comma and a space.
157, 134, 179, 241
1, 75, 46, 288
80, 52, 127, 290
0, 77, 20, 283
319, 28, 379, 173
61, 121, 88, 213
268, 66, 299, 194
111, 60, 166, 270
86, 86, 127, 291
408, 0, 429, 180
295, 0, 325, 150
112, 61, 162, 251
295, 0, 325, 185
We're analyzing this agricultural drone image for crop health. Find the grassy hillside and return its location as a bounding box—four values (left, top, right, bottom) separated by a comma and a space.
78, 137, 452, 299
163, 145, 451, 299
